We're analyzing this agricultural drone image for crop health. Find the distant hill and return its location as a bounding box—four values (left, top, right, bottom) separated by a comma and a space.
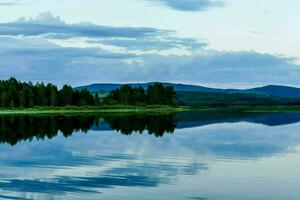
75, 82, 223, 93
244, 85, 300, 99
75, 83, 300, 99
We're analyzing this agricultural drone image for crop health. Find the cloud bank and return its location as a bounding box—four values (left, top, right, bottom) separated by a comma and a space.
0, 12, 299, 87
0, 12, 167, 39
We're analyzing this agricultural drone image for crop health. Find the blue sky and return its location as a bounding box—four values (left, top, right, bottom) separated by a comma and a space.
0, 0, 299, 88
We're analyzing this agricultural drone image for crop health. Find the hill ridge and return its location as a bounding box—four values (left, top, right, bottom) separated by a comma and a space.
75, 82, 300, 99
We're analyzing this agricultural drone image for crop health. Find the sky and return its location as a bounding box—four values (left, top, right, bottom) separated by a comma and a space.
0, 0, 299, 88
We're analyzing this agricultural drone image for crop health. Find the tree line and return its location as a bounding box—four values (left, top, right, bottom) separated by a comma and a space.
0, 78, 176, 108
103, 83, 176, 105
0, 78, 95, 108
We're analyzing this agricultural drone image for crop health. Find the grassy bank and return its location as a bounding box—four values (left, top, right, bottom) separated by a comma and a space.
1, 105, 300, 115
0, 105, 185, 115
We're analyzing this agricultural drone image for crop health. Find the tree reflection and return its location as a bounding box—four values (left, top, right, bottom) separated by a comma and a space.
2, 111, 300, 146
0, 114, 177, 145
104, 114, 176, 137
0, 115, 96, 145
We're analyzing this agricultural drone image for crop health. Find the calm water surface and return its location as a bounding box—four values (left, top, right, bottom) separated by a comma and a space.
0, 111, 300, 200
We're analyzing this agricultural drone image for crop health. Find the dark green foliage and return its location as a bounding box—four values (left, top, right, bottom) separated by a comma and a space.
104, 83, 176, 105
94, 93, 100, 105
59, 85, 74, 106
0, 77, 95, 108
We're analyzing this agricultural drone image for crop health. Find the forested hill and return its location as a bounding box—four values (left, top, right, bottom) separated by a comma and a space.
76, 83, 300, 99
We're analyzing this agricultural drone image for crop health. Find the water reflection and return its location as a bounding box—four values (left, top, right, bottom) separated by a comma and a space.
0, 158, 207, 196
104, 114, 176, 136
0, 114, 178, 145
0, 115, 95, 145
1, 111, 300, 199
2, 112, 300, 146
176, 111, 300, 128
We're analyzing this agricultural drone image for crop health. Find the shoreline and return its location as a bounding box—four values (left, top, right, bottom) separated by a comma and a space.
0, 105, 185, 115
0, 105, 300, 115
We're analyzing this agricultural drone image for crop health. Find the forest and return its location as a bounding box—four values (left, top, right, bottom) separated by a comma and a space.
103, 83, 176, 105
0, 78, 176, 108
0, 78, 95, 108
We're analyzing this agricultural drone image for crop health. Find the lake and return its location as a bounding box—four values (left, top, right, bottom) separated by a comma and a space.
0, 111, 300, 200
